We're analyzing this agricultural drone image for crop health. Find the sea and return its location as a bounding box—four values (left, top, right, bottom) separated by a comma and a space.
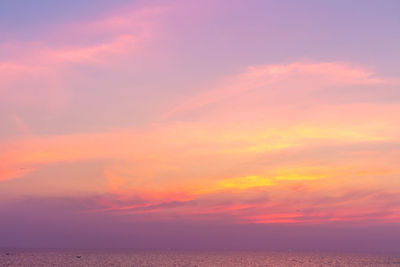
1, 250, 399, 266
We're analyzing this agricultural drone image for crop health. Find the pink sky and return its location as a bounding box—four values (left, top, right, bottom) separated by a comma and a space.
1, 0, 400, 251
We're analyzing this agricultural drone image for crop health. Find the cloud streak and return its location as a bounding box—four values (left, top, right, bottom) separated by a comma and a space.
1, 60, 399, 225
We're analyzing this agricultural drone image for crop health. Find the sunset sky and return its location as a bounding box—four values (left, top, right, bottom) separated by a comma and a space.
1, 0, 400, 251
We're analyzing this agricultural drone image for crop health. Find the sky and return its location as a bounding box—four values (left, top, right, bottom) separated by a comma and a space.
1, 0, 400, 252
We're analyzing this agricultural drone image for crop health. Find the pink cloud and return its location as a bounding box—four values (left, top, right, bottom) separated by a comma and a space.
0, 2, 169, 111
1, 59, 399, 224
162, 62, 389, 120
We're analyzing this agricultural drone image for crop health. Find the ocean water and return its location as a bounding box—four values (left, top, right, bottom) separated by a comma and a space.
1, 250, 399, 266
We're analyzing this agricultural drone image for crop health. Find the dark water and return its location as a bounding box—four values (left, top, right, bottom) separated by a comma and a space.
1, 250, 400, 266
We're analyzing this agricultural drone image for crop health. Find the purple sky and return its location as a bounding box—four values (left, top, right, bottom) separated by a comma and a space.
1, 0, 400, 251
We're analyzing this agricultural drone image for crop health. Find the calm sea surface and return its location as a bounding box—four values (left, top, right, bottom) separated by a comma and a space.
1, 250, 399, 266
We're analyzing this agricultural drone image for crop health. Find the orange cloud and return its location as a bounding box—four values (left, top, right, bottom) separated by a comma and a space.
1, 60, 399, 224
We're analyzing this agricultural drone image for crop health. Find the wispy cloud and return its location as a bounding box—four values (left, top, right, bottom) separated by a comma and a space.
162, 62, 389, 120
0, 1, 168, 110
1, 60, 399, 224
